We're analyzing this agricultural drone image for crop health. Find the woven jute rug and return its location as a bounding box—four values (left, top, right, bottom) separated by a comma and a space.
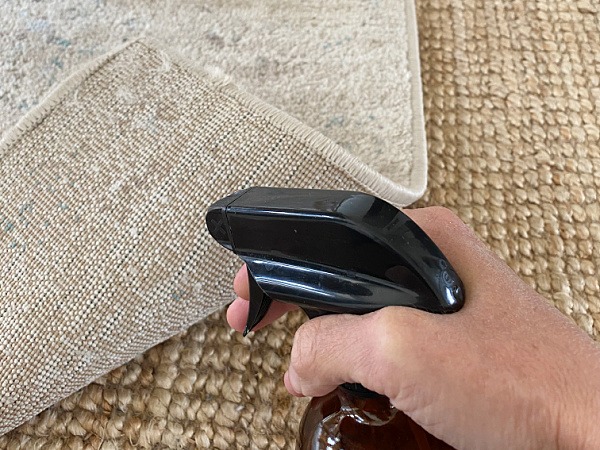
2, 0, 600, 448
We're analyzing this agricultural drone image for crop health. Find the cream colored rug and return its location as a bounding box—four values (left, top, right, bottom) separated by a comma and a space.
2, 0, 600, 448
0, 0, 425, 438
0, 0, 425, 193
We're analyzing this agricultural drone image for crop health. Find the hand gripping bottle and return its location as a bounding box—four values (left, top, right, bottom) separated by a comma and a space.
206, 187, 464, 449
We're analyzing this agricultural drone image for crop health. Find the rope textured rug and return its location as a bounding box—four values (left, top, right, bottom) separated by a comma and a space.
2, 0, 600, 449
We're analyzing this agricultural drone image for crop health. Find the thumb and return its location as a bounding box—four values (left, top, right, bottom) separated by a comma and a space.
284, 307, 437, 400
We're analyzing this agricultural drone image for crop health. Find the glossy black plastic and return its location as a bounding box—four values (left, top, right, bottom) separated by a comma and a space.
206, 187, 465, 336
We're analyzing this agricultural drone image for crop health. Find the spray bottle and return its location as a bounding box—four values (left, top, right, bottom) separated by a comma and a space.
206, 187, 464, 449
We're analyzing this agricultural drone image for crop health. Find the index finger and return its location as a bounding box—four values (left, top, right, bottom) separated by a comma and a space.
230, 264, 298, 333
233, 264, 250, 299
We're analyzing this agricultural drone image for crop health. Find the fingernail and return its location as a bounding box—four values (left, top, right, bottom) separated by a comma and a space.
284, 370, 303, 397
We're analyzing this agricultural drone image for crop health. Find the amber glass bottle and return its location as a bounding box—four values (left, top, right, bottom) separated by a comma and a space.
297, 387, 455, 450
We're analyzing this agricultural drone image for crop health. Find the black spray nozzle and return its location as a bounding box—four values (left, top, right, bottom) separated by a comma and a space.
206, 187, 465, 397
206, 187, 465, 336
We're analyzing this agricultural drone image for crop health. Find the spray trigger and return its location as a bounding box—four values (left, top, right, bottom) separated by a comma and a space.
244, 266, 273, 336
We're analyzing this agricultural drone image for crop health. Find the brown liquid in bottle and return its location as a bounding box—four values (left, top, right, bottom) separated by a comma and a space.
297, 387, 455, 450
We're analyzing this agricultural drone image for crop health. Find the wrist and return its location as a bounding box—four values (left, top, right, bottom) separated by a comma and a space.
556, 353, 600, 449
558, 410, 600, 449
565, 393, 600, 449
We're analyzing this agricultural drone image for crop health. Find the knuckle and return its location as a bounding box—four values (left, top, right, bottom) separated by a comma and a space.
427, 206, 461, 226
370, 308, 425, 359
424, 206, 473, 238
371, 308, 403, 358
368, 308, 430, 401
290, 320, 321, 377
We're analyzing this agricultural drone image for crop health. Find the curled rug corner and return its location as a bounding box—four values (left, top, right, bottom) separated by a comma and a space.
0, 39, 425, 433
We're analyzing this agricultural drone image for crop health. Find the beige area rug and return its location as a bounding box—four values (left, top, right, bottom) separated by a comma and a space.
1, 0, 426, 438
0, 0, 424, 189
1, 0, 600, 449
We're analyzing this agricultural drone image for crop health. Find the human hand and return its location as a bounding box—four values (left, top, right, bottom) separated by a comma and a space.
227, 207, 600, 449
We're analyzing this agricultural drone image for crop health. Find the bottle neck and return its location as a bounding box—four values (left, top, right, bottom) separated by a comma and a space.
339, 382, 383, 399
337, 386, 395, 416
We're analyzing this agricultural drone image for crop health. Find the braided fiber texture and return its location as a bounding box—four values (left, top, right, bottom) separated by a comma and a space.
2, 0, 600, 448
